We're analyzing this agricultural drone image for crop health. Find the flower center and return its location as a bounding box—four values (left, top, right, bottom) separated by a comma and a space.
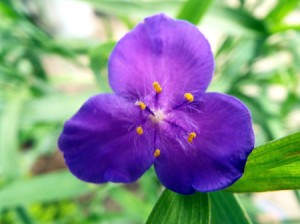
134, 82, 198, 158
150, 109, 165, 123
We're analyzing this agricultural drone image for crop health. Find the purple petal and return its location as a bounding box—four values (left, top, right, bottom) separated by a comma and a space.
154, 93, 254, 194
58, 94, 155, 183
108, 14, 214, 108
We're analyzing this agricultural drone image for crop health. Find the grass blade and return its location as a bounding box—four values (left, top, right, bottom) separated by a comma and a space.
227, 132, 300, 192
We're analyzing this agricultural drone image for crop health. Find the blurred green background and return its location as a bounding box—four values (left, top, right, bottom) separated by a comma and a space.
0, 0, 299, 223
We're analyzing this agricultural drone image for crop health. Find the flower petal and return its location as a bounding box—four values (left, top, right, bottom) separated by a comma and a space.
154, 93, 254, 194
108, 14, 214, 108
58, 94, 155, 183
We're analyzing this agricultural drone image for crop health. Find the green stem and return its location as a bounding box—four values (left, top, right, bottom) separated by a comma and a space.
15, 206, 34, 224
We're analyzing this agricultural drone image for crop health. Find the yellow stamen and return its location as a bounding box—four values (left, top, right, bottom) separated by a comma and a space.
136, 126, 143, 135
135, 101, 146, 110
187, 132, 196, 143
184, 93, 194, 102
154, 149, 161, 158
153, 81, 162, 93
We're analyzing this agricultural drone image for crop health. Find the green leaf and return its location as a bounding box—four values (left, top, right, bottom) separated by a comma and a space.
227, 132, 300, 192
0, 91, 26, 181
270, 24, 300, 33
20, 93, 93, 126
177, 0, 212, 24
294, 190, 300, 206
266, 0, 300, 33
0, 170, 93, 211
146, 190, 252, 224
0, 2, 18, 21
109, 187, 152, 222
266, 0, 300, 24
146, 189, 210, 224
15, 206, 34, 224
209, 38, 257, 93
89, 42, 115, 92
232, 93, 275, 141
82, 0, 183, 17
204, 7, 268, 37
239, 0, 245, 8
210, 191, 251, 224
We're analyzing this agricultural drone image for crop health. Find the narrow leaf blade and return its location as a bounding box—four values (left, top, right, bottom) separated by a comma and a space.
0, 170, 92, 210
146, 189, 210, 224
177, 0, 212, 24
210, 191, 251, 224
0, 92, 25, 181
227, 132, 300, 192
82, 0, 183, 17
266, 0, 300, 23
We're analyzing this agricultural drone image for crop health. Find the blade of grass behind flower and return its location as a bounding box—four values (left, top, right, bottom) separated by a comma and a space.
177, 0, 213, 24
0, 91, 25, 181
0, 170, 93, 211
82, 0, 183, 17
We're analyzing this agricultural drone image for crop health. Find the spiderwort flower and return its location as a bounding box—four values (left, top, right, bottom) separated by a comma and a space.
58, 14, 254, 194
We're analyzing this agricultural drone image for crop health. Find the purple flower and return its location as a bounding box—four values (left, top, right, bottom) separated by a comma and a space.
58, 14, 254, 194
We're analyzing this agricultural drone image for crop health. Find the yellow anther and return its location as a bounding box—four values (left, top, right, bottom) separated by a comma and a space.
187, 132, 196, 143
184, 93, 194, 102
136, 126, 143, 135
135, 101, 146, 110
154, 149, 161, 158
153, 81, 162, 93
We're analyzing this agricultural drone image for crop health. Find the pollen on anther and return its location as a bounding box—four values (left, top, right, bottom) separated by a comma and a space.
136, 126, 143, 135
188, 132, 196, 143
184, 93, 194, 102
152, 81, 162, 93
135, 101, 146, 110
154, 149, 160, 158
